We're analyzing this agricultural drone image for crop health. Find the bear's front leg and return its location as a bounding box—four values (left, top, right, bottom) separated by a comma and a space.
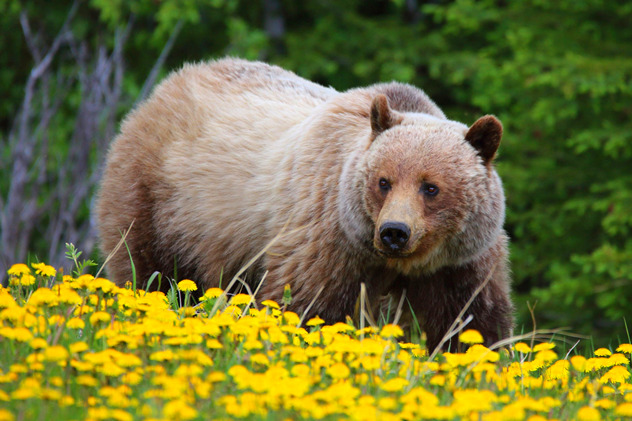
403, 235, 514, 353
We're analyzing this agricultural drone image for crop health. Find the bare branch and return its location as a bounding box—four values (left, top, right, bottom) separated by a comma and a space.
19, 11, 41, 62
1, 1, 79, 277
2, 4, 184, 281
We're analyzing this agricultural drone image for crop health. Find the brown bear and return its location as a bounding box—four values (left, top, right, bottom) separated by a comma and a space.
96, 58, 513, 351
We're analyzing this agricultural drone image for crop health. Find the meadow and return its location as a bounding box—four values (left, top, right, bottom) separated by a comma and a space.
1, 255, 631, 421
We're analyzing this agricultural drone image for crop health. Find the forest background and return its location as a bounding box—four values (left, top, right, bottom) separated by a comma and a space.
1, 0, 630, 346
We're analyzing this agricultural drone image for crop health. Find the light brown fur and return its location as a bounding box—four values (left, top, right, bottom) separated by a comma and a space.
97, 58, 513, 349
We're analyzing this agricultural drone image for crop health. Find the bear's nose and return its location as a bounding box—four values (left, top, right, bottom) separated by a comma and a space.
379, 222, 411, 251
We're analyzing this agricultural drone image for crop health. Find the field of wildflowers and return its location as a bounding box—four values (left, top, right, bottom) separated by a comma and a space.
1, 259, 632, 421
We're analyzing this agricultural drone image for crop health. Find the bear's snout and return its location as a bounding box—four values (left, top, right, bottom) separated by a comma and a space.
379, 222, 411, 252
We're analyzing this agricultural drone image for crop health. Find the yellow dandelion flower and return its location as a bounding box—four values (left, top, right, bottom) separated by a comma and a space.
616, 343, 632, 354
31, 262, 56, 277
109, 409, 133, 421
608, 353, 630, 366
585, 357, 610, 372
0, 291, 17, 308
602, 385, 616, 395
378, 396, 398, 411
291, 364, 310, 377
88, 277, 116, 293
69, 359, 93, 371
576, 407, 601, 421
89, 311, 111, 325
48, 314, 65, 326
327, 362, 350, 379
175, 363, 204, 378
49, 378, 64, 388
99, 363, 125, 377
71, 274, 94, 289
380, 377, 408, 392
571, 355, 587, 371
28, 288, 59, 307
177, 279, 198, 292
322, 322, 355, 335
230, 293, 251, 306
0, 409, 14, 421
243, 339, 263, 350
201, 288, 224, 301
220, 306, 241, 319
545, 359, 570, 380
11, 273, 36, 286
357, 326, 377, 336
206, 339, 223, 349
69, 342, 89, 354
43, 346, 69, 362
459, 329, 484, 344
615, 403, 632, 417
359, 356, 380, 370
150, 350, 176, 361
599, 365, 631, 384
66, 317, 85, 329
115, 353, 141, 368
467, 344, 500, 362
430, 374, 446, 386
51, 285, 82, 305
179, 306, 197, 317
401, 386, 439, 407
306, 315, 325, 326
163, 399, 198, 420
283, 311, 300, 326
533, 342, 556, 352
380, 324, 404, 338
121, 371, 143, 386
8, 263, 30, 276
11, 387, 38, 400
534, 349, 558, 363
594, 399, 616, 409
0, 327, 33, 342
453, 389, 498, 414
261, 299, 280, 309
207, 371, 227, 383
29, 338, 48, 349
594, 348, 612, 357
250, 353, 270, 366
514, 342, 532, 353
40, 387, 62, 401
228, 365, 250, 380
58, 395, 75, 407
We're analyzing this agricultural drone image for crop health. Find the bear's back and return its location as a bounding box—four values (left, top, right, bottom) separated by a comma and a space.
97, 59, 340, 287
202, 58, 336, 104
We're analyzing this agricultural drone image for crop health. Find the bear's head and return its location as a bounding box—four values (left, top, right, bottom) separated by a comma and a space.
361, 94, 505, 275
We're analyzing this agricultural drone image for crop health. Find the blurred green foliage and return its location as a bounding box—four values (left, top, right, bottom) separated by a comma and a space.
1, 0, 631, 344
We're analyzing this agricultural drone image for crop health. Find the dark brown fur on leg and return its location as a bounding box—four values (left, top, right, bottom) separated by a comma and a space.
399, 234, 513, 352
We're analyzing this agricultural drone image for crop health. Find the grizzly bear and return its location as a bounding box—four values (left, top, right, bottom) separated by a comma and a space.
97, 58, 513, 351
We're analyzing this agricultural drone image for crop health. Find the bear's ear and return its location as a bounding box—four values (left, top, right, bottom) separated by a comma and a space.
465, 115, 503, 164
370, 94, 403, 137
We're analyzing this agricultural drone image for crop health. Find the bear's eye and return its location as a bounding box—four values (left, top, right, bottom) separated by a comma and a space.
421, 183, 439, 196
378, 178, 391, 191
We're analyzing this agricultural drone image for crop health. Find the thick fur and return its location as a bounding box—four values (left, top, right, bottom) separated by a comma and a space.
97, 58, 513, 350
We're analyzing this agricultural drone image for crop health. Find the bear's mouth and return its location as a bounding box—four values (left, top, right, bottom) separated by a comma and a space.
375, 248, 413, 259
